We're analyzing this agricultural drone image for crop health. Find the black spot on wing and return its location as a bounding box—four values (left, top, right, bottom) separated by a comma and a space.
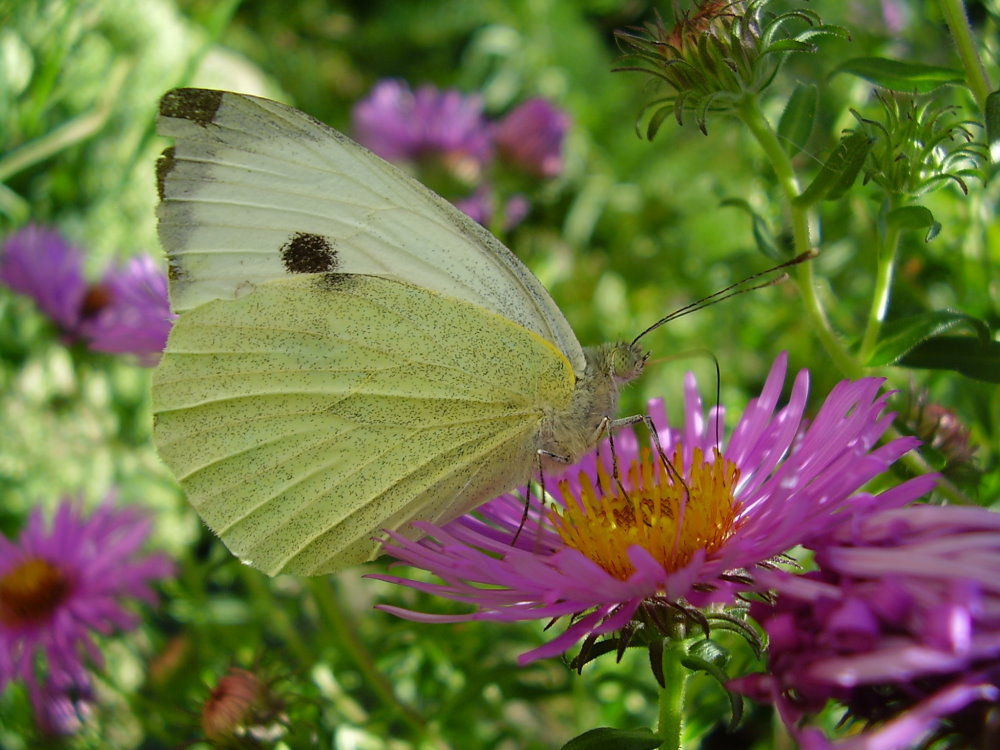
159, 88, 224, 127
155, 146, 175, 200
314, 273, 355, 292
280, 232, 338, 274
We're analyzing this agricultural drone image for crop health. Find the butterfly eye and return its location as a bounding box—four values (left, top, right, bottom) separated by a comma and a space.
610, 343, 648, 384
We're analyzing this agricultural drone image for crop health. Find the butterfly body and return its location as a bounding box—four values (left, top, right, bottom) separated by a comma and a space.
153, 88, 645, 575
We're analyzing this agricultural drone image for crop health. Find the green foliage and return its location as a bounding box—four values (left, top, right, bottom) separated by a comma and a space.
1, 0, 998, 748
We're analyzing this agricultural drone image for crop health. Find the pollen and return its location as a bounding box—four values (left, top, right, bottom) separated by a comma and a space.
547, 445, 741, 581
0, 557, 72, 626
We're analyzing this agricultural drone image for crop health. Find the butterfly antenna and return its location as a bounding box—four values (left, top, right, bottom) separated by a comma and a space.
631, 250, 816, 346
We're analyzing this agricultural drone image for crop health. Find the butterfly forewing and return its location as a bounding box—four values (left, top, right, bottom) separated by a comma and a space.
156, 88, 586, 376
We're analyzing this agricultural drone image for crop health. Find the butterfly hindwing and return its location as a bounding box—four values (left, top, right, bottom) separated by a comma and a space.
152, 273, 576, 575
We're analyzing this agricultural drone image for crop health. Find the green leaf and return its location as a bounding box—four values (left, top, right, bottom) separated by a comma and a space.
886, 205, 934, 230
560, 728, 662, 750
867, 311, 993, 367
898, 336, 1000, 382
885, 205, 941, 241
777, 83, 818, 155
720, 198, 782, 260
832, 57, 965, 93
793, 132, 874, 207
986, 89, 1000, 163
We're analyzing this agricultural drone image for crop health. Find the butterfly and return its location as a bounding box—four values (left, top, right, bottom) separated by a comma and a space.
152, 88, 647, 576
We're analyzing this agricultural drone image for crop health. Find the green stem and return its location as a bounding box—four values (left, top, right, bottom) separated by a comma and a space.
239, 568, 314, 669
938, 0, 993, 110
306, 578, 444, 746
735, 97, 861, 378
657, 636, 689, 749
859, 198, 904, 362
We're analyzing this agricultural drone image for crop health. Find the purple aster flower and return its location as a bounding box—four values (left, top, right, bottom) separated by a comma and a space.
0, 497, 174, 726
733, 504, 1000, 750
372, 353, 936, 663
80, 254, 175, 366
454, 186, 531, 230
493, 98, 570, 178
0, 225, 88, 333
352, 79, 492, 174
33, 673, 95, 736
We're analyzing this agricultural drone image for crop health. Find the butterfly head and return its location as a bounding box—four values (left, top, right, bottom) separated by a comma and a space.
608, 341, 648, 386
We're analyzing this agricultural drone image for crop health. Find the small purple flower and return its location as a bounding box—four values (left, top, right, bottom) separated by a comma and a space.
81, 254, 175, 366
352, 79, 492, 171
454, 186, 531, 230
372, 353, 935, 663
33, 673, 95, 736
493, 98, 570, 178
733, 504, 1000, 750
0, 225, 88, 333
0, 497, 174, 727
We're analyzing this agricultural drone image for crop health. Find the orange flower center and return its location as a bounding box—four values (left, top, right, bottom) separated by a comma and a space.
546, 445, 741, 581
0, 557, 72, 626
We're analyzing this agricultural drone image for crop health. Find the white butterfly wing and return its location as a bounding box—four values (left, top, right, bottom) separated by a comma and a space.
156, 88, 586, 376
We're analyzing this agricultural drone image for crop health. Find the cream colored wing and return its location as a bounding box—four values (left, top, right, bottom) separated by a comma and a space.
156, 88, 586, 376
152, 274, 576, 576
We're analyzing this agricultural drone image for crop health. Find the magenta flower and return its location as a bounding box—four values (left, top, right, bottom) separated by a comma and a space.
493, 98, 570, 178
81, 254, 175, 366
33, 674, 95, 736
454, 186, 530, 230
352, 79, 492, 170
0, 226, 173, 365
372, 353, 936, 663
733, 504, 1000, 750
0, 225, 88, 333
0, 497, 174, 726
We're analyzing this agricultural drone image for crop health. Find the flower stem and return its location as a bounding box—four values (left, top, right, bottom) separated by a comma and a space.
657, 636, 689, 749
735, 96, 861, 378
239, 568, 315, 669
938, 0, 993, 110
859, 198, 904, 362
306, 577, 444, 746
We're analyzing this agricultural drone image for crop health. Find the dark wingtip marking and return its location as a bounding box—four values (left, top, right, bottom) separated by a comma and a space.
159, 88, 224, 127
155, 146, 176, 200
167, 258, 187, 282
280, 232, 338, 274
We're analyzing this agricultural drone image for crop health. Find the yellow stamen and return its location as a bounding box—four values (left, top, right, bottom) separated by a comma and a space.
0, 557, 72, 626
547, 445, 741, 580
